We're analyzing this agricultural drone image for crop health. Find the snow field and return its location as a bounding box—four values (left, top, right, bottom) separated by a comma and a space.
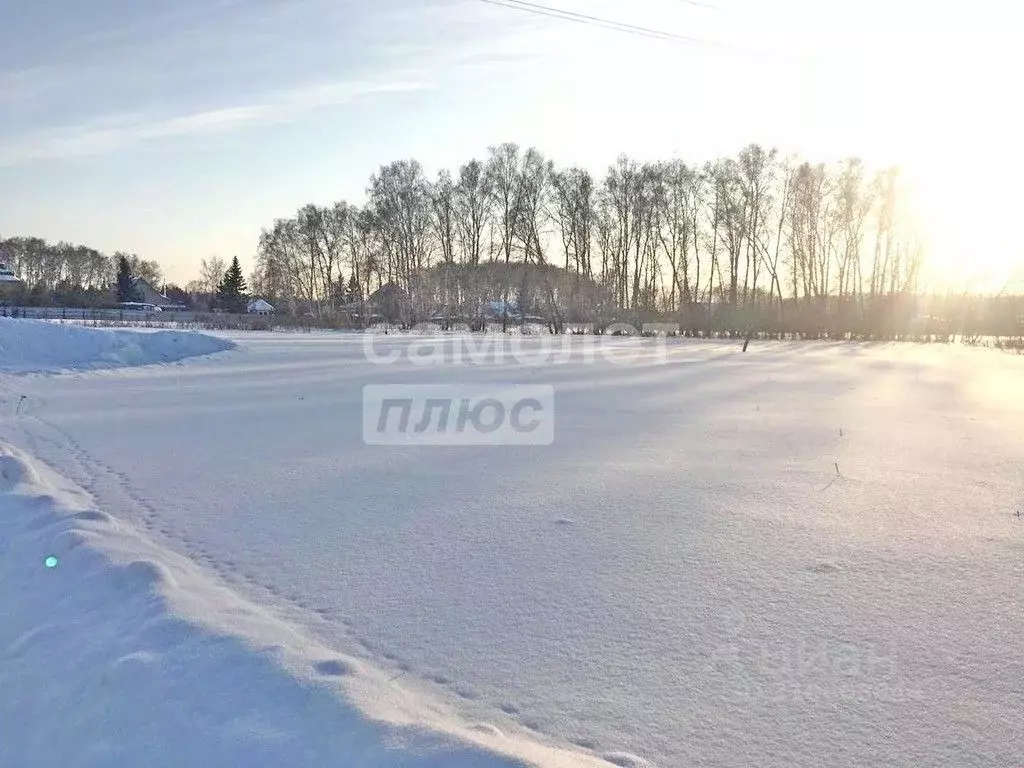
2, 320, 1023, 767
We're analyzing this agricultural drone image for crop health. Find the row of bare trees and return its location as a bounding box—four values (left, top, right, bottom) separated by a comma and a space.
0, 236, 163, 291
252, 143, 927, 326
1, 143, 943, 333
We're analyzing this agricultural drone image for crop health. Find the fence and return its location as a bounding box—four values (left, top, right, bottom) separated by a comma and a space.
0, 306, 339, 331
2, 303, 1022, 350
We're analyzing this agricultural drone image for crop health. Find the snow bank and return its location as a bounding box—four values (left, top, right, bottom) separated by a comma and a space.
0, 442, 608, 768
0, 318, 234, 373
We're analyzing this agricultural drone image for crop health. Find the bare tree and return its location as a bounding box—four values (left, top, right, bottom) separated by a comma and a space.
708, 159, 746, 315
604, 155, 640, 309
702, 162, 724, 312
834, 158, 874, 304
430, 170, 459, 318
787, 162, 834, 300
454, 159, 491, 267
655, 159, 696, 312
367, 159, 435, 318
256, 221, 301, 313
200, 257, 227, 295
128, 255, 162, 288
761, 156, 795, 311
485, 143, 525, 328
737, 144, 777, 309
516, 147, 550, 266
550, 164, 595, 279
341, 206, 379, 323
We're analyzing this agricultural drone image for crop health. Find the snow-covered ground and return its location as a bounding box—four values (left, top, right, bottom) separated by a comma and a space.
2, 319, 1023, 767
0, 442, 593, 768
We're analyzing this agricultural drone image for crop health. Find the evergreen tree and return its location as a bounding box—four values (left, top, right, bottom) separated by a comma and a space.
345, 272, 361, 303
116, 255, 139, 303
216, 256, 248, 313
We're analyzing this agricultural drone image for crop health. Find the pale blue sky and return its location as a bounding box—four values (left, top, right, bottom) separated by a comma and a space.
1, 0, 1018, 286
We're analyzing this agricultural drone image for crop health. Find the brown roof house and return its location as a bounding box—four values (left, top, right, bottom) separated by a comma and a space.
369, 283, 411, 322
119, 277, 187, 311
0, 245, 23, 303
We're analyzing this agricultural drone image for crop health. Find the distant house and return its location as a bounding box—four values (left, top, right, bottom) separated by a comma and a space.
132, 277, 165, 304
0, 261, 20, 285
483, 299, 520, 320
479, 299, 546, 325
368, 282, 411, 323
247, 298, 275, 315
0, 251, 22, 304
122, 277, 186, 311
0, 244, 21, 288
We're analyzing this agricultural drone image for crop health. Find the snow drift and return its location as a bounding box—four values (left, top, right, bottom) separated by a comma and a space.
0, 441, 606, 768
0, 318, 233, 373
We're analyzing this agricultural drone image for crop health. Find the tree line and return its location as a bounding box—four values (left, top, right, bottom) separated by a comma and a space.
250, 142, 961, 336
4, 141, 1021, 338
0, 236, 164, 307
0, 237, 251, 313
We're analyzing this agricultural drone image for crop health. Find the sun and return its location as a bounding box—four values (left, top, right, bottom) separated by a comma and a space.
905, 160, 1023, 295
839, 2, 1023, 295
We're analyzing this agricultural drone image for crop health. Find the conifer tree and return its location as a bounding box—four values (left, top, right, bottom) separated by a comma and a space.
216, 256, 248, 313
116, 255, 139, 303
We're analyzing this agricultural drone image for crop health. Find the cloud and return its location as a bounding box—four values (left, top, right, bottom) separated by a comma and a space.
0, 65, 73, 104
0, 0, 542, 169
0, 77, 430, 167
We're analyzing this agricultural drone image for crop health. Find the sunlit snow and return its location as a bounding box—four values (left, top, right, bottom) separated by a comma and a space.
2, 321, 1022, 767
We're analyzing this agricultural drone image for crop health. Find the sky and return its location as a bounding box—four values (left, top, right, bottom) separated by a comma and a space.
0, 0, 1020, 290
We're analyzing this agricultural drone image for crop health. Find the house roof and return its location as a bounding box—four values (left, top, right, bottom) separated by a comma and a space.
368, 283, 408, 302
247, 298, 275, 312
0, 246, 20, 283
0, 262, 20, 284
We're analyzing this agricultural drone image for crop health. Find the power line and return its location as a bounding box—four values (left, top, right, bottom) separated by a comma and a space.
480, 0, 718, 45
671, 0, 724, 10
477, 0, 724, 48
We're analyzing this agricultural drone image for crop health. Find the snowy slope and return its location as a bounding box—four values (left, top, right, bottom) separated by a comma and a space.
0, 317, 234, 373
0, 440, 611, 767
2, 325, 1023, 767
